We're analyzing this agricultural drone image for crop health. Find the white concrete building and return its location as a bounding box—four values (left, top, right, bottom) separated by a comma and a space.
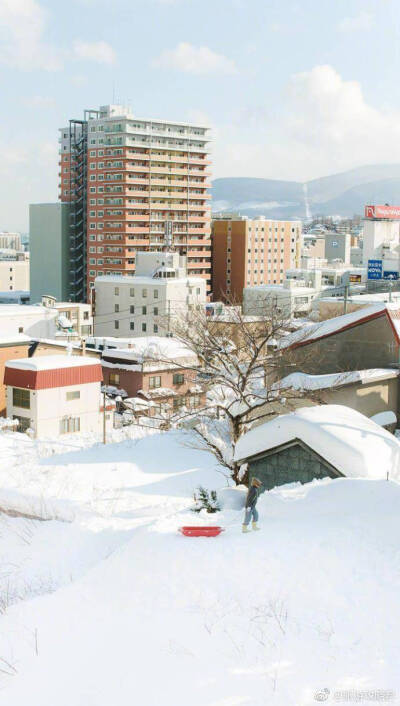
0, 305, 58, 338
243, 280, 318, 319
4, 355, 107, 437
94, 251, 206, 337
363, 208, 400, 276
0, 260, 29, 292
286, 264, 366, 289
41, 296, 93, 337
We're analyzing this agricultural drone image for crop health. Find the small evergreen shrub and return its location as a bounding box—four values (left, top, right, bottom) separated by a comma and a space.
192, 486, 221, 513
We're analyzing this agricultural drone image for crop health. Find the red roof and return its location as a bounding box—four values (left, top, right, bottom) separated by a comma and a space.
4, 363, 103, 390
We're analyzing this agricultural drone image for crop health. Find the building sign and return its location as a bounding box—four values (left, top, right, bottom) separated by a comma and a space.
383, 271, 399, 280
349, 274, 362, 283
367, 259, 383, 280
365, 204, 400, 219
331, 241, 338, 247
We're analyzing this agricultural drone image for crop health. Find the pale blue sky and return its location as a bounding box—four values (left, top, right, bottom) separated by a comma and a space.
2, 0, 400, 230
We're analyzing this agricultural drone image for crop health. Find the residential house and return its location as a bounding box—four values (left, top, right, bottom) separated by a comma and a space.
4, 355, 108, 437
0, 334, 32, 415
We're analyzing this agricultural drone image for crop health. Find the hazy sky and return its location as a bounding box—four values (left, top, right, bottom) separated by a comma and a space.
2, 0, 400, 230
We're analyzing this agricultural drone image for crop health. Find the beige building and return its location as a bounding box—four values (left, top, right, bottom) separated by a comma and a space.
0, 260, 29, 292
212, 217, 301, 303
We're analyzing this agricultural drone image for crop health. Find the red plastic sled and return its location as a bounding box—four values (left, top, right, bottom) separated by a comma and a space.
179, 526, 224, 537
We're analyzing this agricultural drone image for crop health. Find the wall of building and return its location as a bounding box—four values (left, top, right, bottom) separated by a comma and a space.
325, 233, 351, 263
212, 218, 301, 303
0, 305, 58, 338
0, 261, 29, 292
29, 203, 70, 303
289, 317, 398, 374
7, 381, 102, 437
94, 275, 206, 338
0, 341, 31, 416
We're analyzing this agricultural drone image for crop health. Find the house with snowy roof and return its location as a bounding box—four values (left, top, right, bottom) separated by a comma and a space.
100, 337, 205, 416
280, 303, 400, 374
4, 355, 112, 437
234, 405, 400, 491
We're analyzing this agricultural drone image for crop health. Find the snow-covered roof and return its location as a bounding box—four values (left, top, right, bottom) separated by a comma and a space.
138, 387, 177, 399
0, 304, 56, 317
5, 355, 101, 371
277, 369, 399, 392
0, 333, 31, 346
279, 303, 396, 349
101, 337, 195, 362
234, 404, 400, 480
95, 274, 205, 285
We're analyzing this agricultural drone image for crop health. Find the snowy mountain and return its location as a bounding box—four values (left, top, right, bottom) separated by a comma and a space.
0, 427, 400, 704
212, 164, 400, 219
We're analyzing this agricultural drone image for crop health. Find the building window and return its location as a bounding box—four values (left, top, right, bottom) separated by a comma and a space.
142, 322, 147, 332
115, 304, 119, 312
173, 373, 184, 385
66, 390, 80, 401
142, 288, 147, 297
114, 287, 119, 295
130, 322, 134, 330
130, 305, 135, 314
142, 306, 147, 315
130, 288, 135, 297
109, 373, 120, 386
149, 375, 161, 389
18, 327, 23, 333
60, 417, 81, 434
114, 320, 119, 329
154, 289, 159, 299
153, 324, 158, 333
153, 306, 158, 315
12, 388, 30, 409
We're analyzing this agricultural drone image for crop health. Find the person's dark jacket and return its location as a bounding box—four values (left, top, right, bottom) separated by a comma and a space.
245, 485, 259, 509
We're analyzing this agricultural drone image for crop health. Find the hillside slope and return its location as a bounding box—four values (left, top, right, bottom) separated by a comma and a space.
212, 164, 400, 219
0, 429, 399, 705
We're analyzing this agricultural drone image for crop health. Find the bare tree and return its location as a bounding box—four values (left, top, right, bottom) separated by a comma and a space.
138, 297, 325, 484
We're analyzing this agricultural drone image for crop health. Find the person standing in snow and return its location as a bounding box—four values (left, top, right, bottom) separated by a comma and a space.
242, 477, 262, 533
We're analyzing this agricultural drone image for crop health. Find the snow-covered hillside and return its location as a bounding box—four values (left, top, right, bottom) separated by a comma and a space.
0, 428, 399, 705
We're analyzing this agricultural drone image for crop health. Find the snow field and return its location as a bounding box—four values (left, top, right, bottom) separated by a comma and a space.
0, 430, 399, 704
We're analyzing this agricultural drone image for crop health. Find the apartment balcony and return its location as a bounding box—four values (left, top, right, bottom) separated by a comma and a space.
128, 215, 150, 222
188, 169, 211, 177
149, 178, 188, 188
149, 190, 188, 199
188, 227, 211, 235
124, 190, 150, 198
126, 165, 150, 173
187, 216, 210, 223
150, 203, 188, 211
187, 260, 211, 269
128, 227, 150, 234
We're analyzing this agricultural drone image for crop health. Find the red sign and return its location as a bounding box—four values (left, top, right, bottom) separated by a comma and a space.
365, 204, 400, 219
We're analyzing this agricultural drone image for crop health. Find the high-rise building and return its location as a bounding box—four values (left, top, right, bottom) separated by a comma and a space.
29, 203, 71, 303
59, 105, 212, 302
212, 217, 302, 302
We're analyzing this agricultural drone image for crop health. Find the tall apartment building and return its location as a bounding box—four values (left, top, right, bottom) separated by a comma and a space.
212, 217, 302, 302
58, 104, 212, 302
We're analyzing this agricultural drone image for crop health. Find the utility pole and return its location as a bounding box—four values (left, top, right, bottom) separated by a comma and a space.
103, 389, 107, 444
343, 284, 349, 314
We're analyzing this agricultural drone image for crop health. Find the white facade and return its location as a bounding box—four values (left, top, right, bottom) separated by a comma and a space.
0, 260, 29, 292
0, 305, 58, 338
94, 251, 206, 337
0, 233, 22, 250
363, 218, 400, 274
41, 297, 93, 337
5, 355, 107, 438
243, 280, 318, 318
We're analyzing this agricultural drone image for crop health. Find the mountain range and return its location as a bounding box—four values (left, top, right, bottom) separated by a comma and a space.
212, 164, 400, 220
